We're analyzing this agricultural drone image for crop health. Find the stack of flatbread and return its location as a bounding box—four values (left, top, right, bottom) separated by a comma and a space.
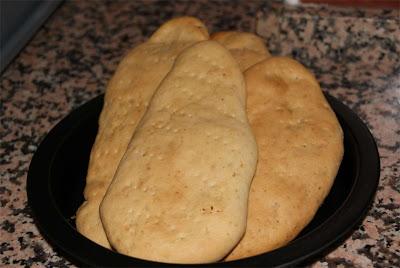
76, 17, 343, 264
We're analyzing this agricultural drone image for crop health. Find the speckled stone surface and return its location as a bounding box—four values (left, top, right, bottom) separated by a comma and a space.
0, 0, 398, 267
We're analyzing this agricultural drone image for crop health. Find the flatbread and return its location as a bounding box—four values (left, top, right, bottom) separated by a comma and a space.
226, 56, 343, 260
211, 31, 271, 71
100, 41, 258, 263
76, 17, 209, 248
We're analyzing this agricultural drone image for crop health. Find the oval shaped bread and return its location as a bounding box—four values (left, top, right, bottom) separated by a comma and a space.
100, 41, 258, 263
226, 56, 344, 260
76, 17, 209, 248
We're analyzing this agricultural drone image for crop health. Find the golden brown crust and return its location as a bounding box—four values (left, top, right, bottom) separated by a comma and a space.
150, 17, 209, 43
100, 41, 258, 263
211, 31, 271, 71
211, 31, 270, 55
226, 57, 343, 260
76, 17, 209, 248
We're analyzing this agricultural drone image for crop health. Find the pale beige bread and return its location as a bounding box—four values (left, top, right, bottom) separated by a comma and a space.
100, 41, 258, 263
211, 31, 271, 71
76, 17, 209, 248
226, 56, 343, 260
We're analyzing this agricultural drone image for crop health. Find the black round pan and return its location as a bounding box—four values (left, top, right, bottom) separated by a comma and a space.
27, 93, 380, 267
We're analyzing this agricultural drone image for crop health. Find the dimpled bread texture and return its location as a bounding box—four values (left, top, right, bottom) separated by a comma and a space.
225, 57, 344, 260
211, 31, 271, 71
100, 41, 258, 264
75, 17, 209, 248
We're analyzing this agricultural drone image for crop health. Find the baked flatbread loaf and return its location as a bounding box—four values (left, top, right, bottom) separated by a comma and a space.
76, 17, 209, 248
100, 41, 258, 263
211, 31, 270, 71
226, 56, 343, 260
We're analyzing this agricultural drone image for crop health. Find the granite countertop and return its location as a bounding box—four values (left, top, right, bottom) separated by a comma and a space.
1, 1, 399, 267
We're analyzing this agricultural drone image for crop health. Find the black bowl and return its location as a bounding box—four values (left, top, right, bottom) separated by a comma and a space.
27, 94, 380, 267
